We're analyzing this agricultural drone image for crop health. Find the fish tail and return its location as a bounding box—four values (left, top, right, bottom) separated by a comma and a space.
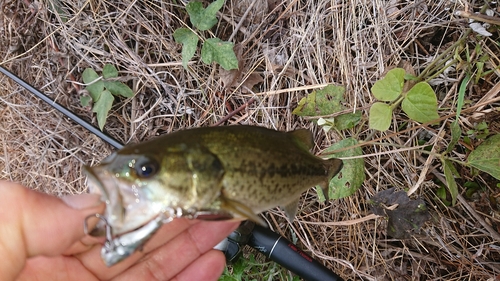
321, 158, 343, 201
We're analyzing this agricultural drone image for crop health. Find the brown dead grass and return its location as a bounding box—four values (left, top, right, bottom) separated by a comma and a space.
1, 0, 500, 280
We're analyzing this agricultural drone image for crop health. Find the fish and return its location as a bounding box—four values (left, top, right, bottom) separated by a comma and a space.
84, 125, 343, 265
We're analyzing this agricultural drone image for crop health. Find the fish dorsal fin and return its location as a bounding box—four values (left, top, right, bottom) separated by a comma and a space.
220, 197, 267, 226
281, 198, 300, 222
287, 129, 314, 150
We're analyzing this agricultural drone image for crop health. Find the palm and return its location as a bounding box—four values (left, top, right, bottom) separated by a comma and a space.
16, 219, 238, 281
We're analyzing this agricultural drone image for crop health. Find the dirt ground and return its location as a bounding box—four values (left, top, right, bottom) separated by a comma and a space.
1, 0, 499, 280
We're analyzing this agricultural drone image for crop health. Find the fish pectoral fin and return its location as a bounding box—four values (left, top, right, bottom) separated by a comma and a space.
281, 198, 299, 222
220, 197, 267, 227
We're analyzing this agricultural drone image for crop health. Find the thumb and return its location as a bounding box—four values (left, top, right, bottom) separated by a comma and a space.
0, 181, 104, 278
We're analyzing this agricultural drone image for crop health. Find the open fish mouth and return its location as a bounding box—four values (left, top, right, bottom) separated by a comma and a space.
83, 154, 164, 236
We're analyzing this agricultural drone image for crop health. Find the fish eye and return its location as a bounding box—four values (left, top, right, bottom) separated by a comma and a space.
135, 157, 159, 178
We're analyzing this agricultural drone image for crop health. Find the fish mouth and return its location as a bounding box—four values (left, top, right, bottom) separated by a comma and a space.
84, 156, 163, 235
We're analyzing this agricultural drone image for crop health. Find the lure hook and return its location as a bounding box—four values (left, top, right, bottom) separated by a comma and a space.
84, 213, 114, 242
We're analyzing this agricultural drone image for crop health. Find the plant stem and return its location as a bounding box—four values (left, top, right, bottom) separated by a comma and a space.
390, 95, 405, 110
418, 29, 471, 80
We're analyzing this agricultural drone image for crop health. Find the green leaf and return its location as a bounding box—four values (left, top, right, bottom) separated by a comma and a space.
104, 81, 134, 98
335, 111, 362, 130
173, 28, 199, 69
82, 68, 104, 101
445, 120, 461, 154
92, 90, 114, 131
369, 102, 392, 131
401, 82, 439, 123
468, 134, 500, 180
293, 85, 361, 130
456, 75, 469, 119
102, 64, 118, 79
80, 95, 92, 107
186, 0, 224, 31
371, 68, 405, 101
320, 137, 365, 199
292, 85, 346, 116
436, 186, 451, 206
442, 159, 458, 205
201, 38, 238, 70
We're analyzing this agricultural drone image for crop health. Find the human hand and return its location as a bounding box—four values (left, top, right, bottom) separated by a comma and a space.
0, 181, 239, 281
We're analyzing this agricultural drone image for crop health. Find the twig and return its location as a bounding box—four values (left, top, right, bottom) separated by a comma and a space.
212, 97, 256, 126
455, 10, 500, 26
227, 1, 256, 42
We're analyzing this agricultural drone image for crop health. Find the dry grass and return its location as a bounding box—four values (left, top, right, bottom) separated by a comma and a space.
1, 0, 500, 280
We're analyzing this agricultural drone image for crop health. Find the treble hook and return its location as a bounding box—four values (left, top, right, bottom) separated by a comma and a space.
84, 213, 113, 242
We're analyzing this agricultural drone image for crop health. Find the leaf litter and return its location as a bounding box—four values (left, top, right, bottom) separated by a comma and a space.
1, 0, 500, 280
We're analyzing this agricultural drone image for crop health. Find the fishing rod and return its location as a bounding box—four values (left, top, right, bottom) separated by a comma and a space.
0, 66, 344, 281
0, 66, 123, 149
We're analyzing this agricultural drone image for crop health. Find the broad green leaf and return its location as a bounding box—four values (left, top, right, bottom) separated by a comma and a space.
468, 134, 500, 180
186, 0, 224, 31
80, 95, 92, 107
292, 85, 345, 116
201, 38, 238, 70
102, 64, 118, 79
293, 85, 361, 129
442, 159, 458, 205
319, 137, 365, 199
92, 90, 114, 130
173, 28, 199, 69
369, 102, 392, 131
104, 81, 134, 98
186, 2, 207, 28
82, 68, 104, 101
401, 82, 439, 123
335, 111, 362, 130
371, 68, 405, 101
445, 120, 461, 154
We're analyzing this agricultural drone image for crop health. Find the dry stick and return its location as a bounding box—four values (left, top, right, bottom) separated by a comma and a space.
226, 1, 256, 42
211, 97, 256, 126
455, 10, 500, 26
407, 129, 445, 197
298, 204, 398, 226
472, 80, 500, 118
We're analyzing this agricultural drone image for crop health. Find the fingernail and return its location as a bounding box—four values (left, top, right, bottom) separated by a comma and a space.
61, 193, 103, 210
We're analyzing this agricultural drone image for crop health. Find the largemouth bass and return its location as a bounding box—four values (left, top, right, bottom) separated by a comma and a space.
84, 125, 342, 265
